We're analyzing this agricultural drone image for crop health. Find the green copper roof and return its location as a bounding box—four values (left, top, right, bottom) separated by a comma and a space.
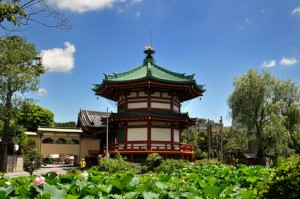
105, 59, 194, 82
92, 46, 205, 100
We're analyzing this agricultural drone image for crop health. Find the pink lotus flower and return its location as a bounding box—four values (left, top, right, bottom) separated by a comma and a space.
51, 167, 60, 172
33, 176, 46, 186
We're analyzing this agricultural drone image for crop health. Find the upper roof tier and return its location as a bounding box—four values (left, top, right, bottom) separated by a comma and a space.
92, 46, 205, 101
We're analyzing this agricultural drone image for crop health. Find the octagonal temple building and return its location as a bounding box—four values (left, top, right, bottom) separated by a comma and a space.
92, 46, 205, 162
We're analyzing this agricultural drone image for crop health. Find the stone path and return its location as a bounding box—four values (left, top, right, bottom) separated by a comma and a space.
4, 164, 76, 178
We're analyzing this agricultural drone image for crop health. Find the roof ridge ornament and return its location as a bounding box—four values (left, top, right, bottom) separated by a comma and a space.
144, 44, 155, 59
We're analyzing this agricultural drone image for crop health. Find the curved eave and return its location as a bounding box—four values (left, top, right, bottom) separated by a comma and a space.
94, 84, 204, 102
110, 113, 194, 125
93, 78, 204, 93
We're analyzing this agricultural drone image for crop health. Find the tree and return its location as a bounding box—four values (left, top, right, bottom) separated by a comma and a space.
55, 121, 76, 128
228, 68, 300, 159
0, 0, 72, 35
0, 36, 45, 172
17, 104, 54, 131
223, 127, 248, 158
23, 138, 43, 175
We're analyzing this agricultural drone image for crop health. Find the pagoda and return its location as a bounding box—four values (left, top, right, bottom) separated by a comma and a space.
92, 45, 205, 162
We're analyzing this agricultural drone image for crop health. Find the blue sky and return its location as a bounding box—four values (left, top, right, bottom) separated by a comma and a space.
17, 0, 300, 126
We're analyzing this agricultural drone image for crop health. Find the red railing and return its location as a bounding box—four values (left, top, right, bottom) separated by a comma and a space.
104, 142, 193, 153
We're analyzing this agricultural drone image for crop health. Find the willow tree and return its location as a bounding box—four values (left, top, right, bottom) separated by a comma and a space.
228, 68, 300, 159
0, 36, 45, 172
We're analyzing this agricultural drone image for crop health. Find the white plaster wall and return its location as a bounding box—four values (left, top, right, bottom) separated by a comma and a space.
127, 128, 147, 141
151, 102, 170, 109
138, 92, 147, 97
128, 102, 147, 109
151, 128, 171, 141
174, 105, 179, 112
152, 92, 160, 97
128, 92, 137, 97
174, 129, 180, 142
162, 92, 170, 98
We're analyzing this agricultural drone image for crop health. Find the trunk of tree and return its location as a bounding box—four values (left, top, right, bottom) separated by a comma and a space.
0, 121, 10, 172
0, 91, 12, 172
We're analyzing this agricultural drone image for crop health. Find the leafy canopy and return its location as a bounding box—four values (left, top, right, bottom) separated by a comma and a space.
0, 35, 45, 172
17, 104, 54, 131
228, 68, 300, 158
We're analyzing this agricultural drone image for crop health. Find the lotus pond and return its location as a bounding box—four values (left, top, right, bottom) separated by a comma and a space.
0, 163, 274, 199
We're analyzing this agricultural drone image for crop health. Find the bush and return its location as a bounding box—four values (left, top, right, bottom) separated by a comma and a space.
98, 153, 140, 174
67, 168, 81, 176
140, 153, 164, 173
146, 153, 163, 169
258, 155, 300, 199
23, 149, 43, 175
155, 159, 188, 173
195, 158, 222, 166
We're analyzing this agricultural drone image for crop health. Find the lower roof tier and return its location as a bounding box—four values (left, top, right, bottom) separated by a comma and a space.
94, 79, 204, 102
110, 109, 194, 124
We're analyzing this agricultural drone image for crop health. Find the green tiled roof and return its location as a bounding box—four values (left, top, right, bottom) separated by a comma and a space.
92, 57, 205, 92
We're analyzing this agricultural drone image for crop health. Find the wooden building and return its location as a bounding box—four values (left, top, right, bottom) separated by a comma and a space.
92, 46, 205, 162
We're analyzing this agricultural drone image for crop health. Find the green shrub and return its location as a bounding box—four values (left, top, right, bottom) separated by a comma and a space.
67, 168, 81, 176
98, 153, 140, 174
145, 153, 163, 170
258, 155, 300, 199
23, 149, 43, 175
195, 158, 222, 166
155, 159, 188, 173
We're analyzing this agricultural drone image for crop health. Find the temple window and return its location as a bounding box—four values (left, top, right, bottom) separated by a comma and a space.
56, 138, 67, 144
68, 138, 79, 144
42, 138, 54, 144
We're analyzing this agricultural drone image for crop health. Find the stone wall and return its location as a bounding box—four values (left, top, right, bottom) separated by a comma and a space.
7, 155, 23, 172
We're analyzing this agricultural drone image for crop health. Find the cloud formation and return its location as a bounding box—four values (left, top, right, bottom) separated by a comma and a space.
291, 7, 300, 15
261, 60, 276, 67
280, 57, 298, 66
42, 42, 76, 72
38, 88, 47, 95
48, 0, 142, 13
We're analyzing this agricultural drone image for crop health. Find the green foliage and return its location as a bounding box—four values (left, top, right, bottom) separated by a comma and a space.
144, 153, 163, 172
0, 0, 26, 25
98, 153, 141, 174
67, 168, 81, 176
154, 159, 188, 173
195, 158, 222, 166
0, 35, 45, 171
55, 121, 76, 128
258, 155, 300, 198
228, 68, 300, 157
23, 149, 43, 175
0, 163, 274, 198
17, 104, 54, 131
0, 0, 72, 35
224, 127, 248, 158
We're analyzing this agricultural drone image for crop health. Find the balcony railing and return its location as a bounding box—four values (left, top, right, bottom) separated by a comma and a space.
104, 142, 193, 153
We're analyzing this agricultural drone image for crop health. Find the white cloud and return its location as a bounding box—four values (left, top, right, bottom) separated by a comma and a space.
261, 60, 276, 67
47, 0, 142, 13
42, 42, 76, 73
38, 88, 47, 95
291, 7, 300, 15
280, 57, 298, 66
